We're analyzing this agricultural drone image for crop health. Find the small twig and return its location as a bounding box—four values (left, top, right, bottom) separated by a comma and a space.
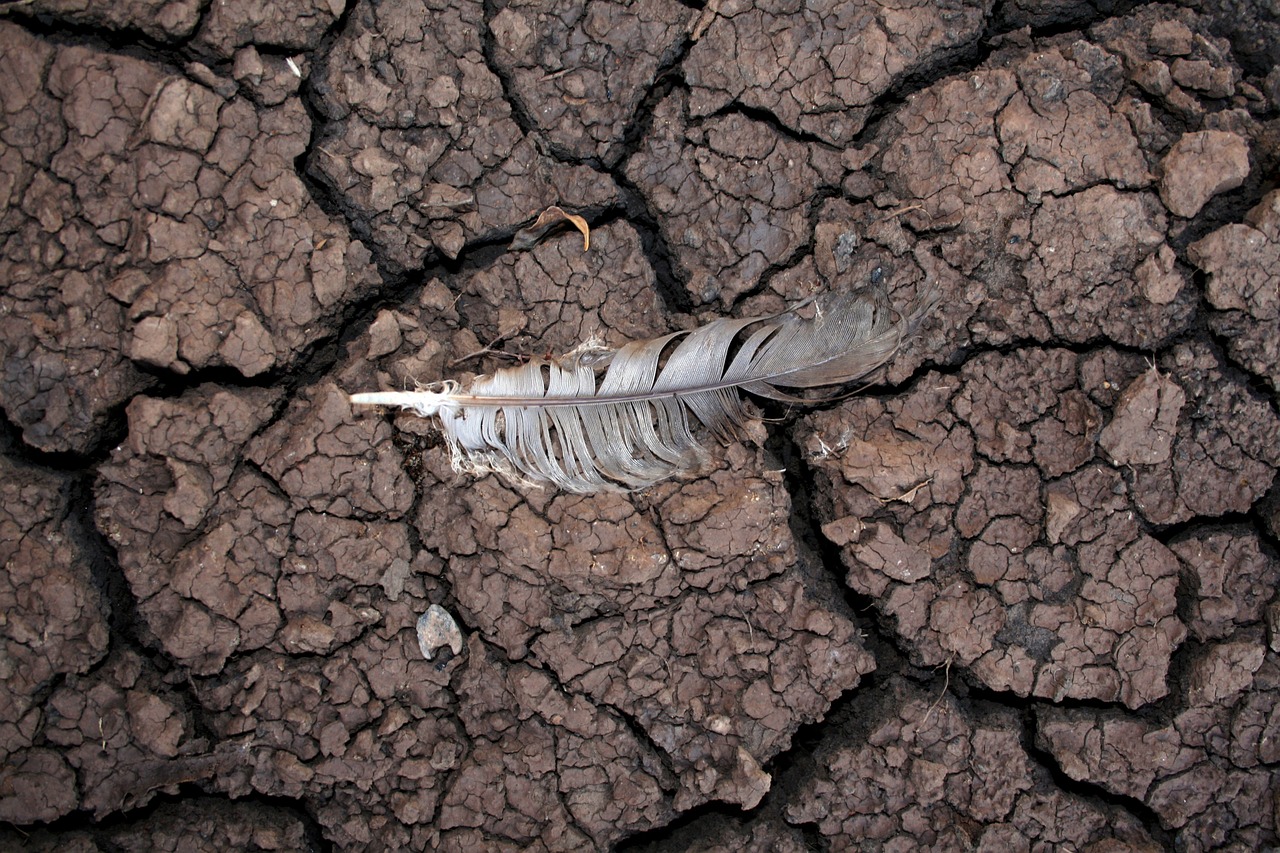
736, 602, 756, 651
448, 332, 519, 368
659, 651, 676, 682
875, 477, 933, 505
920, 652, 954, 728
881, 203, 924, 221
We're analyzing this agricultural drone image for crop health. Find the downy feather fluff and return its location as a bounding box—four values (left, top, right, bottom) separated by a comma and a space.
351, 287, 934, 493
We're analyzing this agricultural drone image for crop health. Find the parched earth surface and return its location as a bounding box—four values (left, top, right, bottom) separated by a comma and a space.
1, 0, 1279, 849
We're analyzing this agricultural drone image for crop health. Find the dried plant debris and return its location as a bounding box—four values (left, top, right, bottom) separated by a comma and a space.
509, 205, 591, 252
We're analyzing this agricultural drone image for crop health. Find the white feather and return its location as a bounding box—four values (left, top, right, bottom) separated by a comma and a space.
351, 288, 934, 492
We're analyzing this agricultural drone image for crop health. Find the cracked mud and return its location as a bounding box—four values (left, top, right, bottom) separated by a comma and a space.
2, 0, 1279, 850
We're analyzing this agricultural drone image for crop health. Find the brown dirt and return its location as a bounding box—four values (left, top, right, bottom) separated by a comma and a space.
1, 0, 1278, 850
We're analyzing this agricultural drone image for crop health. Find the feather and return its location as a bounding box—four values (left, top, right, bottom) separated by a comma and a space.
351, 287, 935, 493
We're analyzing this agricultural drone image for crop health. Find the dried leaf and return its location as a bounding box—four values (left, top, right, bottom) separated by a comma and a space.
511, 205, 590, 252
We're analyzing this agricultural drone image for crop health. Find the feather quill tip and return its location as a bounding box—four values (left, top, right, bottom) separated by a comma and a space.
349, 387, 457, 418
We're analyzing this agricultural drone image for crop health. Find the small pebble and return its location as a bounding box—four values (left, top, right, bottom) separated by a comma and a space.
417, 604, 464, 661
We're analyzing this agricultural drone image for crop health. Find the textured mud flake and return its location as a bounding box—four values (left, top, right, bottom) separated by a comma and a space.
21, 0, 203, 41
0, 26, 379, 453
39, 649, 241, 818
1098, 367, 1185, 467
439, 635, 673, 848
4, 1, 1280, 849
785, 677, 1157, 848
490, 0, 695, 162
1026, 186, 1188, 348
997, 43, 1150, 198
308, 0, 616, 270
625, 88, 842, 308
1173, 530, 1280, 642
1189, 189, 1280, 392
442, 219, 669, 358
367, 255, 798, 657
684, 0, 993, 146
866, 21, 1237, 356
533, 574, 874, 811
192, 0, 345, 58
804, 349, 1193, 708
1159, 129, 1251, 218
1039, 646, 1280, 848
0, 460, 108, 824
1128, 343, 1280, 525
344, 240, 875, 824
